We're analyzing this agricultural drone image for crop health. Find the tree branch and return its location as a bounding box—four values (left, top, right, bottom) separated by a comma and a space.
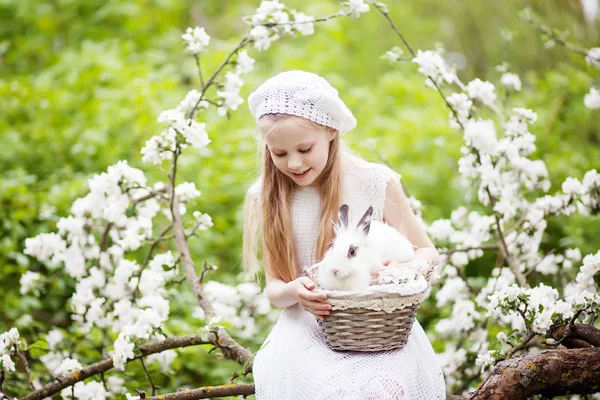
463, 348, 600, 399
570, 324, 600, 346
145, 383, 255, 400
520, 10, 589, 57
133, 223, 174, 299
100, 222, 113, 252
505, 331, 537, 359
20, 334, 211, 400
188, 37, 251, 120
439, 245, 498, 256
170, 194, 253, 371
140, 356, 159, 396
487, 188, 529, 288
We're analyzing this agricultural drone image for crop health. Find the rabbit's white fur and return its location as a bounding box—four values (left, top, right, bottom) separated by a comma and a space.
316, 205, 414, 291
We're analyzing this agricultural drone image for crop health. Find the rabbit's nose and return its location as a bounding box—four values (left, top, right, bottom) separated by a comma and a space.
332, 268, 339, 276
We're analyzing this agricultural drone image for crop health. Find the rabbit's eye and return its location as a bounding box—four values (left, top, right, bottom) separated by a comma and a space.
348, 245, 357, 258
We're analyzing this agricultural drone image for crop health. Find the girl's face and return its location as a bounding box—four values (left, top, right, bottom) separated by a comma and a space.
261, 116, 336, 187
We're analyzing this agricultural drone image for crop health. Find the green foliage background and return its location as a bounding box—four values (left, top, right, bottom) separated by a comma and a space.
0, 0, 599, 397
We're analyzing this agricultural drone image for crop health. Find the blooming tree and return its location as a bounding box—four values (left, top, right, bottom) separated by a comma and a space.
1, 1, 599, 400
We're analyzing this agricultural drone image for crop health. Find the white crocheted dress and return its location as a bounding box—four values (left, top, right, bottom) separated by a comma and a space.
252, 159, 446, 400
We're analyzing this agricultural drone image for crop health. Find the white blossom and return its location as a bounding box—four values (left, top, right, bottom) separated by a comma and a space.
217, 72, 245, 116
149, 251, 176, 273
437, 345, 466, 378
463, 119, 497, 154
40, 351, 65, 376
181, 27, 210, 54
435, 277, 469, 307
581, 0, 599, 23
139, 295, 170, 321
585, 47, 600, 68
501, 72, 522, 91
446, 93, 472, 129
57, 216, 86, 241
291, 10, 314, 36
584, 87, 600, 109
112, 332, 135, 371
0, 327, 20, 353
450, 252, 469, 267
342, 0, 370, 18
46, 329, 63, 351
175, 182, 201, 202
236, 50, 255, 75
475, 350, 496, 373
146, 349, 177, 373
249, 25, 280, 52
60, 380, 108, 400
200, 315, 224, 339
512, 107, 538, 124
24, 233, 66, 267
156, 109, 211, 150
141, 135, 171, 164
193, 211, 214, 230
581, 169, 600, 212
55, 357, 82, 377
20, 271, 42, 295
1, 354, 15, 372
412, 49, 456, 88
486, 284, 523, 318
532, 308, 553, 334
382, 46, 404, 62
564, 248, 583, 270
39, 203, 56, 220
177, 89, 209, 115
376, 265, 427, 292
255, 0, 285, 17
554, 300, 575, 320
201, 281, 271, 339
574, 250, 600, 292
562, 177, 582, 195
435, 299, 479, 335
106, 376, 127, 395
466, 79, 497, 106
428, 219, 455, 242
535, 254, 560, 275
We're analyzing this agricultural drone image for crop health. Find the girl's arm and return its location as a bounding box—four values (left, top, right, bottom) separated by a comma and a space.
383, 179, 441, 266
265, 270, 331, 319
265, 272, 303, 308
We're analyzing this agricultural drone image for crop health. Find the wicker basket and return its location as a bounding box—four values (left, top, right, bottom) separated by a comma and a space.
315, 283, 430, 352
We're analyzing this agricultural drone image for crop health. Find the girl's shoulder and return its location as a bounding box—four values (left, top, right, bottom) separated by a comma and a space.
340, 155, 401, 222
342, 154, 401, 186
247, 178, 262, 203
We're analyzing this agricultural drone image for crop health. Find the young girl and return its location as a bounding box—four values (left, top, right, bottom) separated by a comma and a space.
242, 70, 446, 399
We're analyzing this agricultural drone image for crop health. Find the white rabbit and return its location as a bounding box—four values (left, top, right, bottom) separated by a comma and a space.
315, 204, 415, 291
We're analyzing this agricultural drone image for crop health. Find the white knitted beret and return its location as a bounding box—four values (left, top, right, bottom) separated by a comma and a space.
248, 70, 357, 135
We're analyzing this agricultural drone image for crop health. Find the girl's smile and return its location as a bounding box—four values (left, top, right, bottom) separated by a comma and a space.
291, 168, 312, 179
260, 115, 336, 187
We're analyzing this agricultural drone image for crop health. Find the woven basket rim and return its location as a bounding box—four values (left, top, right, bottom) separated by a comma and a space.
314, 284, 429, 300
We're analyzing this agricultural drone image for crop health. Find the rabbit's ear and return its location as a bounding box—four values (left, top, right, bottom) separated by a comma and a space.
338, 204, 349, 228
357, 206, 374, 236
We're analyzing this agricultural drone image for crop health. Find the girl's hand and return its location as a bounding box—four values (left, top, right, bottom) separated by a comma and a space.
386, 260, 416, 269
293, 277, 331, 320
370, 257, 392, 285
370, 258, 418, 285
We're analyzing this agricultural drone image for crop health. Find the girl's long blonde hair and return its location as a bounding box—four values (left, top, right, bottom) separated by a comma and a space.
242, 114, 343, 282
